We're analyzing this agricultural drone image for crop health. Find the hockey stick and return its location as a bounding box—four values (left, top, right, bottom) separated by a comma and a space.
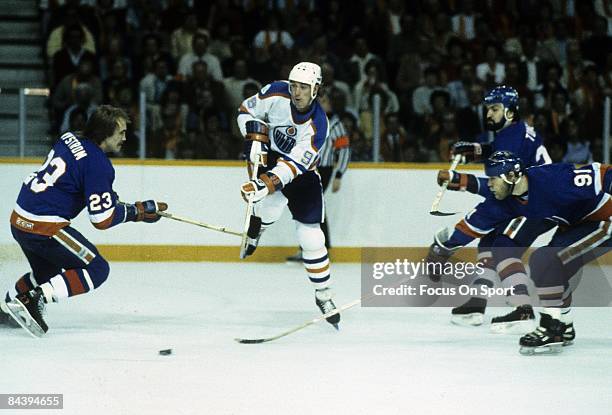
239, 154, 261, 259
429, 154, 462, 216
235, 298, 361, 344
158, 211, 243, 237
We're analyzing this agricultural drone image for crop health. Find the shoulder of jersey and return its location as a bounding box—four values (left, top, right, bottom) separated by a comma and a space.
311, 102, 329, 130
258, 81, 290, 99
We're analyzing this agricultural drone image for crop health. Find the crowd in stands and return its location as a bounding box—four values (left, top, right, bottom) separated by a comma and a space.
41, 0, 612, 162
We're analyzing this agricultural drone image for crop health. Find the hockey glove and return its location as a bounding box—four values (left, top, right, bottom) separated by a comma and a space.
134, 200, 168, 223
425, 228, 458, 282
244, 120, 269, 166
451, 141, 482, 163
437, 170, 467, 191
240, 173, 282, 203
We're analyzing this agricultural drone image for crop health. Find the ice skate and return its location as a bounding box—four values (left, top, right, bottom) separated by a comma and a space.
1, 287, 48, 338
451, 297, 486, 326
519, 313, 572, 355
315, 288, 340, 330
490, 305, 535, 334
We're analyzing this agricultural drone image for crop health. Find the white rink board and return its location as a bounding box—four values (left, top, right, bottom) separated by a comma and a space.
0, 162, 549, 248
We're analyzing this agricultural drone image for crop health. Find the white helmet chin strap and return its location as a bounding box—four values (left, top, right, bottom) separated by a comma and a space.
500, 173, 522, 185
502, 107, 514, 129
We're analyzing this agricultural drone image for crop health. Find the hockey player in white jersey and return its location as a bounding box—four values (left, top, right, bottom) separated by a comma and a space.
237, 62, 339, 328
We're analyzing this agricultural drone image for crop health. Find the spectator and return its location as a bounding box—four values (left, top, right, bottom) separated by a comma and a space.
321, 63, 354, 112
51, 24, 98, 88
183, 61, 227, 123
561, 116, 593, 164
451, 0, 478, 41
139, 58, 174, 105
98, 34, 132, 82
52, 57, 102, 126
60, 83, 98, 133
149, 100, 186, 159
343, 112, 371, 162
354, 60, 400, 138
103, 58, 131, 102
447, 62, 476, 109
252, 13, 294, 62
169, 10, 207, 60
455, 82, 486, 139
208, 21, 233, 62
349, 36, 381, 86
436, 111, 461, 161
46, 6, 96, 61
66, 107, 88, 133
412, 67, 445, 116
519, 37, 544, 92
476, 42, 505, 87
134, 34, 175, 81
223, 59, 261, 115
178, 32, 223, 81
380, 112, 409, 162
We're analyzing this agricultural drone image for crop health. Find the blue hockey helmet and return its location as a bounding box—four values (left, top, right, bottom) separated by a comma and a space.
485, 151, 524, 184
483, 85, 519, 112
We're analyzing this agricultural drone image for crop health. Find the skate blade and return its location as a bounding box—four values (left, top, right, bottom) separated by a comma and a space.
331, 323, 339, 331
519, 342, 564, 356
490, 319, 536, 335
451, 313, 484, 327
0, 300, 45, 338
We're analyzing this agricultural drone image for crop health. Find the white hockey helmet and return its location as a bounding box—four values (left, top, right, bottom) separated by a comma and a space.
288, 62, 322, 100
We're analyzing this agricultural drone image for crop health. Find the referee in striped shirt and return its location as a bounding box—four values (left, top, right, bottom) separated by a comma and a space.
287, 89, 350, 261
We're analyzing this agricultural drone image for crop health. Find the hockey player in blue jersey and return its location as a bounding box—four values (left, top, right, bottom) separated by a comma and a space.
0, 105, 168, 337
435, 86, 551, 331
237, 62, 340, 328
428, 151, 612, 353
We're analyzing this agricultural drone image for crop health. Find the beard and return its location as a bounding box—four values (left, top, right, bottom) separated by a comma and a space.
485, 118, 507, 131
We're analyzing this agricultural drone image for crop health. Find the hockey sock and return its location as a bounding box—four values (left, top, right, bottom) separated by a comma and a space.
297, 223, 331, 289
496, 257, 531, 306
472, 252, 496, 300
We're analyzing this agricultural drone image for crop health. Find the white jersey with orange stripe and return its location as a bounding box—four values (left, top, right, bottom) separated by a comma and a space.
237, 81, 329, 186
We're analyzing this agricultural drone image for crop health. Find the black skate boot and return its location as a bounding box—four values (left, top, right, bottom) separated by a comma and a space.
451, 297, 487, 326
315, 288, 340, 330
519, 313, 570, 355
241, 216, 263, 258
563, 323, 576, 345
490, 304, 535, 334
2, 287, 48, 337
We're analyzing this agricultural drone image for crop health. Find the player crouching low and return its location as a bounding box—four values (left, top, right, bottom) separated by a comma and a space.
0, 106, 167, 337
237, 62, 340, 329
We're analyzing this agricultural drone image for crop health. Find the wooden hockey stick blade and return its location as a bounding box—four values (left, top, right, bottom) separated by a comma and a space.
429, 210, 458, 216
158, 211, 244, 237
234, 299, 361, 344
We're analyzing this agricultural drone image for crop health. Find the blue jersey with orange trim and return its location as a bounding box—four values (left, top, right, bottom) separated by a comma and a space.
237, 81, 329, 186
474, 122, 551, 197
13, 132, 123, 235
448, 162, 612, 248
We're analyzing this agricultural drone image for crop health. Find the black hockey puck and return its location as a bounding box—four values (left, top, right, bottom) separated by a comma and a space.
159, 349, 173, 356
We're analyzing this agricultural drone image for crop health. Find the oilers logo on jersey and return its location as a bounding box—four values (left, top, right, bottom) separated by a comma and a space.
273, 126, 297, 153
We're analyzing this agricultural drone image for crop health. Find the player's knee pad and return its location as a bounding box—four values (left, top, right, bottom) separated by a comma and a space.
296, 222, 325, 252
254, 191, 287, 225
86, 255, 110, 289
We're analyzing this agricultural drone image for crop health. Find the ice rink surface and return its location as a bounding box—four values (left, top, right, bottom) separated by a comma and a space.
1, 261, 611, 415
